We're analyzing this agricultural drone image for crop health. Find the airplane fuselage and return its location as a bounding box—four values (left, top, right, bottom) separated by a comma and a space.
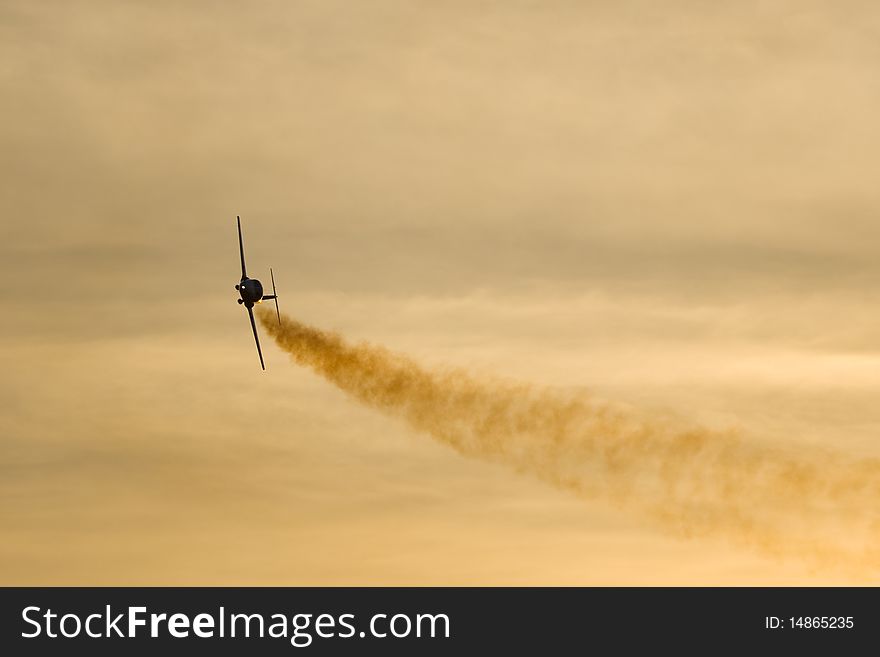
236, 276, 264, 307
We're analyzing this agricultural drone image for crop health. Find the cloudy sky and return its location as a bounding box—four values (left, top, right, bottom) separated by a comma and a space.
2, 0, 880, 584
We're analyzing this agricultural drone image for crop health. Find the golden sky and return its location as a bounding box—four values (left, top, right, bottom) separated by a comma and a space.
2, 0, 880, 584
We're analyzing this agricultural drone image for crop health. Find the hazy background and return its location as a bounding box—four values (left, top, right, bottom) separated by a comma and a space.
2, 0, 880, 584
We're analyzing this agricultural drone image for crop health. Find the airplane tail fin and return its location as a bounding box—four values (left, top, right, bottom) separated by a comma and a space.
270, 267, 281, 326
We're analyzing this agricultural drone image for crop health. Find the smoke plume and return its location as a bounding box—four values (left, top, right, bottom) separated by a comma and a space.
259, 308, 880, 571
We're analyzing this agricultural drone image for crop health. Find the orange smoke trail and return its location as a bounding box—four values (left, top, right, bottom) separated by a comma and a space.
259, 308, 880, 571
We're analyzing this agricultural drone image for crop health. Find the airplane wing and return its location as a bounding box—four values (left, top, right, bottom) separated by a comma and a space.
237, 215, 247, 279
247, 305, 265, 370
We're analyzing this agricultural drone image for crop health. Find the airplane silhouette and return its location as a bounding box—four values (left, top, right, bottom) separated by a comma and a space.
234, 215, 280, 370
